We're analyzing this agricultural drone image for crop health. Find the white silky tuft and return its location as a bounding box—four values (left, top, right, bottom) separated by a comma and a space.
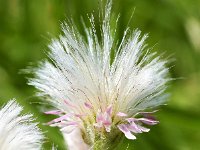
29, 2, 169, 116
29, 0, 170, 148
0, 100, 44, 150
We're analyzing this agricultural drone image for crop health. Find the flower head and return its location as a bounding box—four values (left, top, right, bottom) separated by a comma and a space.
29, 1, 170, 149
0, 100, 44, 150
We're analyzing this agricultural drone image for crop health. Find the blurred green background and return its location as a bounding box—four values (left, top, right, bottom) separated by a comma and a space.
0, 0, 200, 149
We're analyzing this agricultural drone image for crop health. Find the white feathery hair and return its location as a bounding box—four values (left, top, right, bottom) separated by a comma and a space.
0, 100, 44, 150
29, 1, 169, 117
28, 1, 170, 147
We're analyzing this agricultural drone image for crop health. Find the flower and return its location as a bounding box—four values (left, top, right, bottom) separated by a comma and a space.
0, 100, 44, 150
29, 0, 170, 149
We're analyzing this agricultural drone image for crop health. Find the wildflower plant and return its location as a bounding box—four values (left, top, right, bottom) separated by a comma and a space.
0, 100, 44, 150
29, 0, 170, 149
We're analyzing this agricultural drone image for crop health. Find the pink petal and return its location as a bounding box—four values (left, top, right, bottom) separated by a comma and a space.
64, 100, 76, 108
136, 118, 159, 125
103, 112, 112, 122
135, 110, 158, 116
126, 118, 136, 123
44, 110, 62, 115
118, 124, 136, 140
47, 114, 70, 125
128, 122, 150, 133
74, 114, 86, 118
118, 124, 128, 133
128, 122, 142, 133
53, 114, 69, 122
96, 113, 104, 123
137, 125, 150, 132
106, 105, 112, 116
117, 112, 128, 117
84, 102, 93, 109
95, 108, 113, 132
143, 115, 156, 121
103, 120, 112, 126
124, 131, 137, 140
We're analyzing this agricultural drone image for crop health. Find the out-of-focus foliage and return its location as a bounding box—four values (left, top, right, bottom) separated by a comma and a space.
0, 0, 200, 149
